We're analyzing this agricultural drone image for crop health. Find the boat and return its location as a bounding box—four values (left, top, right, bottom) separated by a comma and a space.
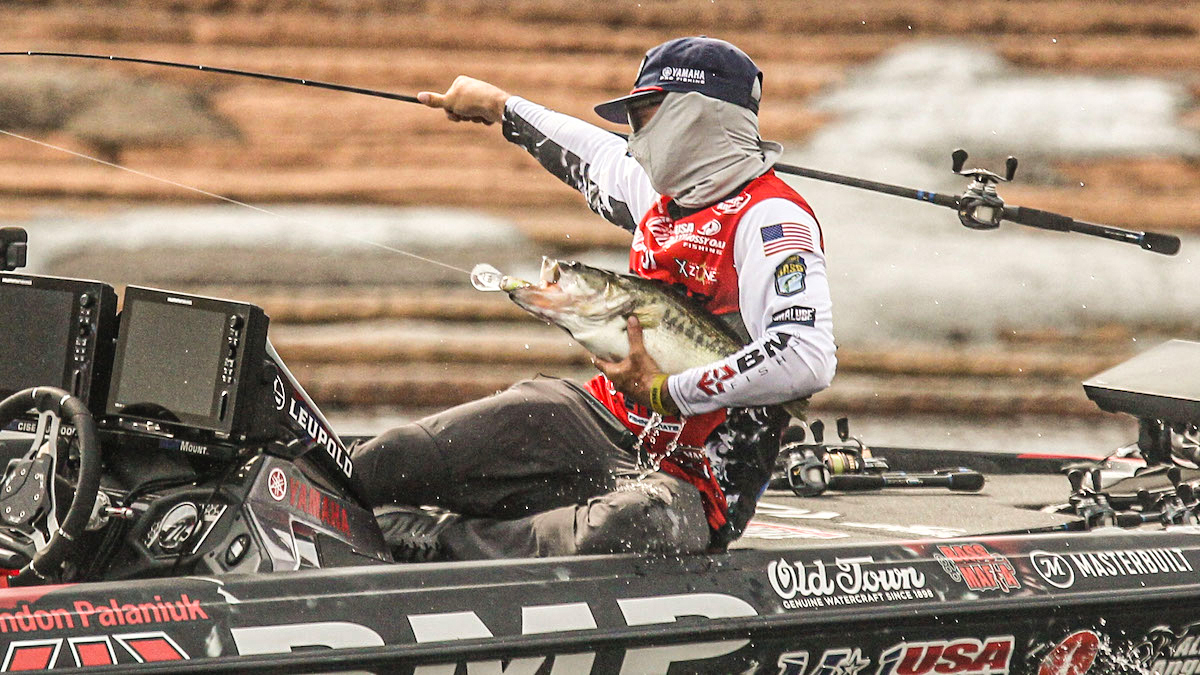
1, 226, 1199, 674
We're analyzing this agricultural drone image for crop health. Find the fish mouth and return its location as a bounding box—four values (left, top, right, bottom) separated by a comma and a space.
539, 257, 563, 285
506, 258, 567, 311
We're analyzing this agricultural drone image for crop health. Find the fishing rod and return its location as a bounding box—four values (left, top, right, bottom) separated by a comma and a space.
0, 51, 1181, 255
0, 51, 419, 103
777, 151, 1181, 256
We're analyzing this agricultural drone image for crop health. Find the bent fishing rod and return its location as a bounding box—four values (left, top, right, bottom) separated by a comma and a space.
0, 50, 1181, 255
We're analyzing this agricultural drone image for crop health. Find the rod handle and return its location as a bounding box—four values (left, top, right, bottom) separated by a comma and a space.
1140, 231, 1182, 255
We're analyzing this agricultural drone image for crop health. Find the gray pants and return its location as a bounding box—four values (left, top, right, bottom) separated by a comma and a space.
349, 378, 710, 559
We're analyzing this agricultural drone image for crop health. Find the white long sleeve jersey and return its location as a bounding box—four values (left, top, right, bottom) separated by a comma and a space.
502, 96, 836, 416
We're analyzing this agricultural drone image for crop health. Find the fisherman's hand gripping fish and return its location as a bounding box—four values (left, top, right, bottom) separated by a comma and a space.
473, 258, 813, 421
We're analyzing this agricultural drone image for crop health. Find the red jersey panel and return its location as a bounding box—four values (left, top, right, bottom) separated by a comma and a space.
586, 170, 818, 530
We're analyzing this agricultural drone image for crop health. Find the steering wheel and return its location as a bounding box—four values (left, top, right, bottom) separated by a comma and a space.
0, 387, 102, 585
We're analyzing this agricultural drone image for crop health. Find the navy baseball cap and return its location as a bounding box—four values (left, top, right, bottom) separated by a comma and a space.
594, 36, 763, 124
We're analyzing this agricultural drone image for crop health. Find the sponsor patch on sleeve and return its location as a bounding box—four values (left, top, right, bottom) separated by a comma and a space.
769, 306, 816, 327
773, 254, 807, 296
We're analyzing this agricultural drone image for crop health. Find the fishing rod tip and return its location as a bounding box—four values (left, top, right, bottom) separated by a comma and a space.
1141, 231, 1181, 256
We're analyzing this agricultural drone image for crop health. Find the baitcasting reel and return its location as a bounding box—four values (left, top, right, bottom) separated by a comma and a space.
781, 417, 985, 497
952, 149, 1017, 231
782, 418, 885, 497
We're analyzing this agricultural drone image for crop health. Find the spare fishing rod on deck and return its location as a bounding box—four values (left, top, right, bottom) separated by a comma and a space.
0, 50, 1181, 256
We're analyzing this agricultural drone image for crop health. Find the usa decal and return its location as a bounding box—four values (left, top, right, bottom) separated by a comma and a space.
774, 255, 807, 296
878, 636, 1014, 675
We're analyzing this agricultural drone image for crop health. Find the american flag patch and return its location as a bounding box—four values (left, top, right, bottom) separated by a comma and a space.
760, 222, 815, 256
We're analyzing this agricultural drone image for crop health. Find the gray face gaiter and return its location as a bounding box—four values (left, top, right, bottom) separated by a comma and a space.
627, 91, 783, 209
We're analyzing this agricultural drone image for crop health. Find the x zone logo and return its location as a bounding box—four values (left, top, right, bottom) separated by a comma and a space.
2, 631, 187, 669
674, 258, 717, 285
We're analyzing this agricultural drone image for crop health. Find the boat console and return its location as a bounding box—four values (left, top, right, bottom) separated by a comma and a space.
0, 273, 117, 410
0, 245, 387, 584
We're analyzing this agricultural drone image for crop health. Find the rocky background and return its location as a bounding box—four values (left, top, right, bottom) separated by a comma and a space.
2, 0, 1199, 450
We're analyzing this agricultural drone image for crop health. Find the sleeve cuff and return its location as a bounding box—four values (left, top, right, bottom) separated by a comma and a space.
666, 374, 698, 418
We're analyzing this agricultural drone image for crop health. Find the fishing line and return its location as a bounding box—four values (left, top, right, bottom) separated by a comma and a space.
0, 51, 420, 103
0, 128, 471, 275
0, 51, 1180, 254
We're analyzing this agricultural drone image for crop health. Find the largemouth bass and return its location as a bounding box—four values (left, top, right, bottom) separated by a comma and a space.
475, 258, 806, 418
503, 257, 741, 373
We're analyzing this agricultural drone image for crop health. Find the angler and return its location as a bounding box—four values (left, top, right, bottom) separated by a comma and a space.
350, 36, 836, 561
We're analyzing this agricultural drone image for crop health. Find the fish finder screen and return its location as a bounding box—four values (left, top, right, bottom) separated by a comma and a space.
113, 301, 227, 420
0, 284, 74, 395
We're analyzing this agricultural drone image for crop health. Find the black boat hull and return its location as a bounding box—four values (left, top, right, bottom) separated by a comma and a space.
3, 526, 1198, 673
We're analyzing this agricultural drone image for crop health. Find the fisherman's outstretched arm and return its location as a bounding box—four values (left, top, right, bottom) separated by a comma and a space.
419, 76, 656, 231
668, 200, 837, 416
502, 98, 657, 231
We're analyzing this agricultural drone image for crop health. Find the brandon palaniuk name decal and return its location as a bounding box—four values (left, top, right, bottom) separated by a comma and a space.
0, 593, 208, 634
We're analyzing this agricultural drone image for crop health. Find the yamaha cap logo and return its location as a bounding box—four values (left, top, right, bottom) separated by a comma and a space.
660, 66, 705, 85
1030, 550, 1075, 588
